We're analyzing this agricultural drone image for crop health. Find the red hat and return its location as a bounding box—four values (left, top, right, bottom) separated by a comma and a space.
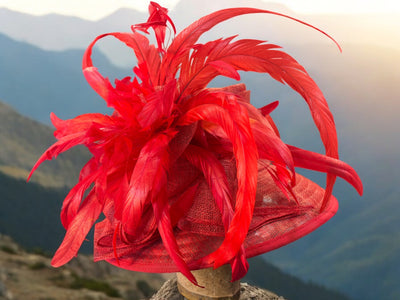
29, 2, 362, 286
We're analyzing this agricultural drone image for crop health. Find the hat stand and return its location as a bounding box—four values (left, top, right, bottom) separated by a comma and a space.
176, 265, 240, 300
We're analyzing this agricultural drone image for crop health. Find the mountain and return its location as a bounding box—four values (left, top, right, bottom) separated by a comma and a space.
255, 44, 400, 300
1, 35, 399, 299
245, 257, 353, 300
0, 6, 145, 68
0, 234, 165, 300
1, 1, 399, 67
0, 100, 89, 187
0, 7, 145, 51
1, 35, 399, 300
0, 32, 127, 125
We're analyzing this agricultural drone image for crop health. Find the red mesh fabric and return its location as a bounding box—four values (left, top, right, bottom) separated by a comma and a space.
93, 159, 337, 273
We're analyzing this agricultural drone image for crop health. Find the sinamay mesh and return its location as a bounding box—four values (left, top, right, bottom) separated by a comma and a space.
93, 159, 337, 273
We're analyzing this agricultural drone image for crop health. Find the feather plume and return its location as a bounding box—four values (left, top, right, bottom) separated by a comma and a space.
288, 145, 363, 196
121, 131, 176, 235
132, 1, 176, 53
152, 188, 198, 285
52, 191, 102, 267
160, 7, 340, 84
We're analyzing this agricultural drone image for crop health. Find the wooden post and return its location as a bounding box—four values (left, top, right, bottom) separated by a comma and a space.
176, 265, 240, 300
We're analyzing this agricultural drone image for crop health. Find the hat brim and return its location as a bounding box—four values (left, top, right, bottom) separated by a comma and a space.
93, 162, 337, 273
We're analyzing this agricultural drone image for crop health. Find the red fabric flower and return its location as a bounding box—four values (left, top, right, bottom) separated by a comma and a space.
29, 2, 362, 285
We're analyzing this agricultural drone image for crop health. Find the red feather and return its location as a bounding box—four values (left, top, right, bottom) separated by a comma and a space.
121, 131, 177, 236
60, 160, 100, 229
132, 1, 176, 53
288, 145, 363, 196
51, 191, 102, 267
260, 101, 279, 116
183, 144, 249, 277
160, 7, 340, 85
152, 189, 198, 285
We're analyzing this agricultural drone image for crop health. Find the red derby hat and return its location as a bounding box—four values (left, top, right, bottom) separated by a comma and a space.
29, 2, 362, 285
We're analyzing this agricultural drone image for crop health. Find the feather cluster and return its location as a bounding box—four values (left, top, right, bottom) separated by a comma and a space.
29, 2, 362, 285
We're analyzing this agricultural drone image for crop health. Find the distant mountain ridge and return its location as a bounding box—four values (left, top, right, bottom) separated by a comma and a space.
0, 32, 125, 124
1, 1, 399, 67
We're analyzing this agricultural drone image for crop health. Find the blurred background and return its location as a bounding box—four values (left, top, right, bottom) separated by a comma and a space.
0, 1, 399, 299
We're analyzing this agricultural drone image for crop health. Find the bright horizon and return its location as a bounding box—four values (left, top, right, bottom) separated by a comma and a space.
0, 0, 399, 20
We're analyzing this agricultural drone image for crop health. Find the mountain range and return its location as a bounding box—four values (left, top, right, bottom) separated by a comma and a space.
0, 231, 350, 300
0, 32, 120, 125
1, 0, 399, 67
0, 3, 399, 300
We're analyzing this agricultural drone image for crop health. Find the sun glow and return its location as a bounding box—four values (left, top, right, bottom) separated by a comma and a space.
271, 0, 400, 14
0, 0, 399, 21
0, 0, 180, 20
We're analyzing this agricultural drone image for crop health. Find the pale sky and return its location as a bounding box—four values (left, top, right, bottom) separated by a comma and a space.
0, 0, 399, 20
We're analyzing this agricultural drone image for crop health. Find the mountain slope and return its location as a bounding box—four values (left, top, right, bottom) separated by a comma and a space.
0, 234, 165, 300
0, 172, 68, 252
245, 257, 352, 300
0, 33, 125, 125
0, 100, 89, 187
0, 232, 352, 300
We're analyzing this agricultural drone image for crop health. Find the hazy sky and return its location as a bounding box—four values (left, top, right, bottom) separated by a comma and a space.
0, 0, 399, 20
